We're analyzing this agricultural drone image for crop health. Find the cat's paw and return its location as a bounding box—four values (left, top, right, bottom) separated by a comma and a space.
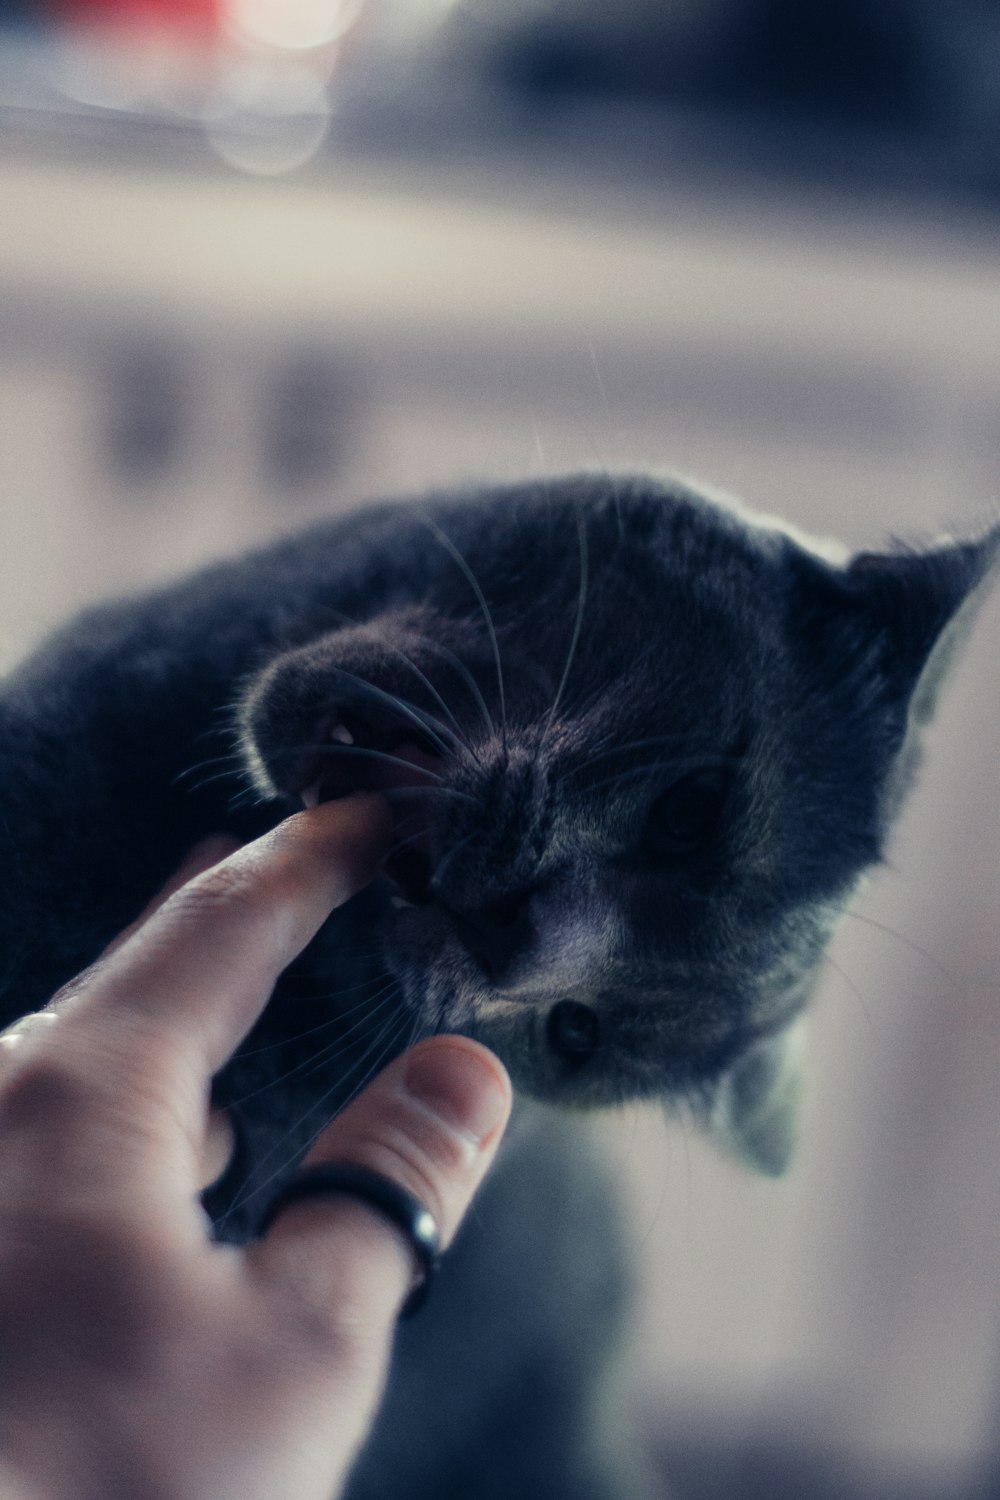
239, 610, 465, 806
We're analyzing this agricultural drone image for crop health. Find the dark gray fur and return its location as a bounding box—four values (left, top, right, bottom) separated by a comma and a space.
0, 473, 995, 1499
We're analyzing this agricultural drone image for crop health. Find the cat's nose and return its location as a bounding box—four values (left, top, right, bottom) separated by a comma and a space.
441, 891, 533, 979
546, 1000, 600, 1066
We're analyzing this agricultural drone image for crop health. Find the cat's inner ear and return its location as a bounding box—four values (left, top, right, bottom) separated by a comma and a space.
703, 1020, 806, 1177
843, 521, 1000, 725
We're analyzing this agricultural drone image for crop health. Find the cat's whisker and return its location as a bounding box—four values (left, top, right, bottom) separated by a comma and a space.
231, 979, 401, 1060
628, 1107, 675, 1249
279, 936, 394, 981
184, 713, 240, 752
269, 1000, 405, 1105
260, 736, 487, 810
222, 1018, 419, 1222
223, 1007, 400, 1109
541, 506, 589, 746
408, 635, 493, 752
819, 951, 875, 1032
324, 667, 458, 761
216, 1009, 411, 1226
178, 764, 248, 797
225, 784, 280, 815
559, 732, 696, 781
385, 783, 484, 809
289, 1002, 406, 1089
416, 512, 506, 751
173, 749, 244, 787
429, 830, 479, 892
308, 603, 476, 756
329, 1012, 419, 1117
840, 909, 964, 991
314, 744, 449, 786
386, 825, 434, 856
403, 1007, 425, 1056
262, 740, 482, 808
584, 754, 741, 799
541, 674, 598, 736
174, 746, 254, 798
272, 600, 481, 763
274, 1013, 414, 1206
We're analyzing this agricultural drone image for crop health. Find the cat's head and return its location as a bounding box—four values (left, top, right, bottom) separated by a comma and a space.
240, 476, 999, 1174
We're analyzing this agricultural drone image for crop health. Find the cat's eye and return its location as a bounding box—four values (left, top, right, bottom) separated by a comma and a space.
644, 769, 731, 855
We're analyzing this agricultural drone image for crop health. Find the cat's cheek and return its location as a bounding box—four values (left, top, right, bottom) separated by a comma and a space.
376, 909, 470, 1022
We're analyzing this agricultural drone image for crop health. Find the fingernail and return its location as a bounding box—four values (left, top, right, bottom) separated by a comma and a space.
403, 1042, 510, 1148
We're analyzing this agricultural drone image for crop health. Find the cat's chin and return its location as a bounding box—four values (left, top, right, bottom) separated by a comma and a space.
473, 1037, 657, 1110
446, 997, 663, 1110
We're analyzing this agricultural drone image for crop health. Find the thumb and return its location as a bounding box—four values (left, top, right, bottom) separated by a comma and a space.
248, 1034, 511, 1363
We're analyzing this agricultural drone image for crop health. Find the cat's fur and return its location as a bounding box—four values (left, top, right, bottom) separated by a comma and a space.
0, 472, 996, 1499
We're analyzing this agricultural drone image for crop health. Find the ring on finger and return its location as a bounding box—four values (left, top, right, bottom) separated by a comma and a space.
259, 1163, 441, 1317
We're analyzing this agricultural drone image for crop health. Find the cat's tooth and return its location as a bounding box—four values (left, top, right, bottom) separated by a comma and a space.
390, 895, 415, 911
301, 781, 321, 809
329, 723, 354, 745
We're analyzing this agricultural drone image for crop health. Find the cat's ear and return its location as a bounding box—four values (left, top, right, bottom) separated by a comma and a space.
792, 520, 1000, 721
705, 1020, 806, 1176
841, 519, 1000, 725
787, 520, 999, 821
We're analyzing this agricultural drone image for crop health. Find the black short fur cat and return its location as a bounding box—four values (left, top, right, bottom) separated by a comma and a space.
1, 473, 996, 1499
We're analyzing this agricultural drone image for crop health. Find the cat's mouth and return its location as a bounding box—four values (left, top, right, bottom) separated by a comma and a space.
297, 717, 441, 908
298, 716, 441, 806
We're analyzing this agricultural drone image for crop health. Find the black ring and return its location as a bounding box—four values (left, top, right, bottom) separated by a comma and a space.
258, 1163, 441, 1317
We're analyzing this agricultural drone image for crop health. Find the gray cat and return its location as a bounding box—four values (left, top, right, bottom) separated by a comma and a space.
0, 472, 996, 1498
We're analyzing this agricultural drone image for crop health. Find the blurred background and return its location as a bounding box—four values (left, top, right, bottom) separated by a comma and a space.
0, 4, 998, 1498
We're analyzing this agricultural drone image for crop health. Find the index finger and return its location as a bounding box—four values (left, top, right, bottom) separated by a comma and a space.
69, 796, 392, 1078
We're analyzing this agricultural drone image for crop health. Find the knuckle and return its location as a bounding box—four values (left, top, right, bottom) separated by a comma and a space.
0, 1050, 92, 1135
342, 1129, 454, 1242
169, 862, 266, 923
317, 1084, 490, 1246
46, 961, 106, 1005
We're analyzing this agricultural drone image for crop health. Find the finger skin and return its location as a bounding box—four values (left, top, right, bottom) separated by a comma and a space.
0, 1027, 514, 1500
100, 834, 242, 958
0, 803, 512, 1500
249, 1035, 512, 1427
86, 796, 393, 1075
0, 798, 392, 1209
0, 837, 240, 1083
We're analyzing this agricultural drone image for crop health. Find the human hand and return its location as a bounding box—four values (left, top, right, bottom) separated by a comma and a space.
0, 798, 512, 1500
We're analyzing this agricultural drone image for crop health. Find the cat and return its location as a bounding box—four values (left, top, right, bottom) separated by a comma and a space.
0, 471, 996, 1499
